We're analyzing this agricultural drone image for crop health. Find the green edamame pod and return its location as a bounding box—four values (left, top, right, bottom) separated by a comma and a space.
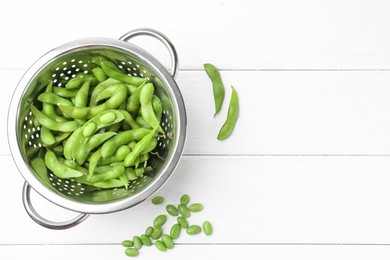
204, 63, 225, 116
59, 85, 127, 119
88, 148, 102, 177
120, 110, 140, 129
152, 95, 163, 122
75, 132, 116, 165
79, 178, 124, 189
101, 60, 146, 86
40, 126, 56, 146
135, 116, 151, 129
31, 157, 51, 186
65, 77, 84, 89
95, 84, 126, 104
63, 110, 124, 160
125, 167, 138, 180
31, 105, 79, 132
100, 128, 151, 158
79, 163, 125, 183
123, 128, 157, 167
140, 83, 163, 133
74, 78, 91, 107
118, 173, 129, 189
44, 150, 84, 178
90, 78, 121, 106
126, 82, 146, 116
217, 86, 239, 140
42, 82, 68, 123
38, 92, 74, 106
53, 87, 78, 98
92, 67, 107, 82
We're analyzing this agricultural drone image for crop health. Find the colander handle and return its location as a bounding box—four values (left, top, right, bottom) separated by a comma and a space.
119, 28, 179, 79
22, 182, 90, 230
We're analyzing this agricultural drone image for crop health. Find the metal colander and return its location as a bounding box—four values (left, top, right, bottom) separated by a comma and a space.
8, 29, 186, 229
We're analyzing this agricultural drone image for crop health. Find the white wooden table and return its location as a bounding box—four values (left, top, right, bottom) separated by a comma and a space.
1, 0, 390, 259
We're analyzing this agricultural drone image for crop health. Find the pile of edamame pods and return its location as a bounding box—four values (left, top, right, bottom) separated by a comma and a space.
30, 58, 165, 189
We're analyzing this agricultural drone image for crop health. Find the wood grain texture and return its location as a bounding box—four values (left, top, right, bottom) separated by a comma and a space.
0, 0, 390, 69
2, 156, 390, 244
3, 70, 390, 155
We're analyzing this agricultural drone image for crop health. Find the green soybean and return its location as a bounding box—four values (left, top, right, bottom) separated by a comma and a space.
140, 234, 151, 246
180, 194, 190, 205
189, 203, 203, 212
203, 221, 213, 236
177, 216, 188, 229
53, 87, 78, 98
122, 240, 133, 247
65, 77, 84, 89
152, 196, 164, 205
217, 86, 239, 140
151, 226, 162, 240
90, 78, 122, 106
204, 63, 225, 116
140, 83, 163, 133
178, 204, 190, 218
161, 234, 174, 249
99, 111, 116, 124
153, 214, 167, 227
170, 224, 181, 239
155, 240, 167, 252
186, 225, 202, 235
125, 248, 139, 257
133, 236, 142, 250
82, 122, 96, 137
166, 204, 179, 216
145, 226, 154, 236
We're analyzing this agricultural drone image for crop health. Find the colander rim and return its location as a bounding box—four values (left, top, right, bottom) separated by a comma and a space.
7, 37, 187, 214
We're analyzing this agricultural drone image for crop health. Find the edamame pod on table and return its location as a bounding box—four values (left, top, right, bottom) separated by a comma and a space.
217, 86, 239, 140
204, 63, 225, 116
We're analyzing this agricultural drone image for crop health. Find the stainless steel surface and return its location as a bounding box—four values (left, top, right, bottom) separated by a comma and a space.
120, 28, 179, 79
22, 182, 89, 229
8, 29, 187, 222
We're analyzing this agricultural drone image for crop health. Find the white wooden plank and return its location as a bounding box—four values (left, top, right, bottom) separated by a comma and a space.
3, 70, 390, 155
2, 155, 390, 244
2, 245, 390, 260
1, 0, 390, 69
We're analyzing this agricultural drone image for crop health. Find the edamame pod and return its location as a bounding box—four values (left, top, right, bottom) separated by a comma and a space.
31, 105, 79, 132
204, 63, 225, 116
217, 86, 239, 140
44, 150, 84, 178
